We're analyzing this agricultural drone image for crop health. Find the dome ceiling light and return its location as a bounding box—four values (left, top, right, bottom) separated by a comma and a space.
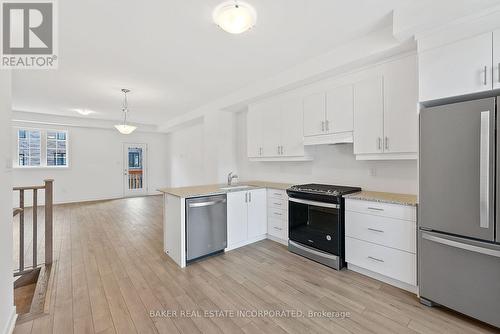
213, 1, 257, 34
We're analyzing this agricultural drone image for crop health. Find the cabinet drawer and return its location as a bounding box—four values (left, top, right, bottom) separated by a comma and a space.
345, 199, 416, 221
268, 217, 287, 240
268, 197, 287, 210
267, 189, 287, 200
346, 237, 416, 285
268, 207, 287, 221
345, 211, 416, 253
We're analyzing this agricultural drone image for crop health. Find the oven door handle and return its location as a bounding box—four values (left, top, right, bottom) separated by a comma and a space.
289, 197, 339, 209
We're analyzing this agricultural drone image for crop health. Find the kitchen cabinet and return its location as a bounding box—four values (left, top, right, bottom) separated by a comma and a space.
345, 198, 417, 292
383, 55, 418, 154
303, 84, 354, 145
266, 189, 288, 244
353, 76, 384, 155
303, 92, 326, 137
247, 104, 264, 158
247, 188, 267, 239
247, 96, 309, 160
419, 32, 493, 101
227, 188, 267, 250
493, 29, 500, 89
353, 54, 418, 160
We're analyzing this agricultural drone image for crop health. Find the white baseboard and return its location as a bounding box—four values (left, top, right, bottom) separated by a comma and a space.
347, 263, 418, 294
225, 235, 267, 251
266, 234, 288, 246
3, 307, 17, 334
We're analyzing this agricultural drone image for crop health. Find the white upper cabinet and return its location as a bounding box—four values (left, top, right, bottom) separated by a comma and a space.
247, 105, 264, 158
354, 54, 418, 160
383, 55, 418, 154
280, 96, 305, 157
493, 29, 500, 90
247, 95, 309, 161
303, 92, 326, 137
419, 32, 493, 101
353, 76, 384, 155
302, 85, 354, 145
326, 84, 353, 134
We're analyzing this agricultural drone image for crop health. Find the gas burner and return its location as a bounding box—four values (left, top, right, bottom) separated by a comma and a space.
289, 183, 361, 197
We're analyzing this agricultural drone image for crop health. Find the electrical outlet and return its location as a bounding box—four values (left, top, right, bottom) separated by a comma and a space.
369, 167, 377, 177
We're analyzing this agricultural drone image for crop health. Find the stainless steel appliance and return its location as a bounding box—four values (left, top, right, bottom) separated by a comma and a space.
419, 96, 500, 328
287, 184, 361, 270
186, 194, 227, 263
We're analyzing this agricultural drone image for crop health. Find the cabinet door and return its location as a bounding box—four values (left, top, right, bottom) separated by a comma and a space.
247, 105, 263, 158
419, 32, 493, 101
493, 29, 500, 89
303, 92, 326, 137
261, 100, 282, 157
326, 84, 353, 134
247, 189, 267, 239
383, 55, 418, 154
280, 96, 305, 157
353, 76, 384, 155
227, 191, 248, 247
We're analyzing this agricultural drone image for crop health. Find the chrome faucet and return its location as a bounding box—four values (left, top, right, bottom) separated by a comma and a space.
227, 172, 238, 186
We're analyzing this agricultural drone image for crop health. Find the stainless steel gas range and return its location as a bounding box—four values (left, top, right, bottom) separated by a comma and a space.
286, 183, 361, 270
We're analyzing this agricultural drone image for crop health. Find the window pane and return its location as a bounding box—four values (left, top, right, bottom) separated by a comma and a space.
57, 132, 66, 140
17, 129, 41, 167
46, 130, 68, 166
47, 132, 56, 139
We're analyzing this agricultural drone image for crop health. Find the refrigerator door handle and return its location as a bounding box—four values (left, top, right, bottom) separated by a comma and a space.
479, 111, 490, 229
422, 232, 500, 258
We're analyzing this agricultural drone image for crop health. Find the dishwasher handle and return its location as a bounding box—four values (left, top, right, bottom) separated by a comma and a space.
188, 199, 227, 208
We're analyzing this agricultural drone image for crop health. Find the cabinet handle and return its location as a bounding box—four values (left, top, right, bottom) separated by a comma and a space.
483, 65, 488, 86
384, 136, 389, 150
245, 192, 248, 203
273, 202, 282, 206
367, 207, 384, 211
321, 121, 325, 132
368, 256, 384, 263
377, 137, 382, 150
498, 63, 500, 83
367, 228, 384, 233
273, 193, 282, 197
259, 147, 263, 156
325, 120, 330, 132
248, 192, 252, 202
274, 212, 283, 216
273, 227, 283, 231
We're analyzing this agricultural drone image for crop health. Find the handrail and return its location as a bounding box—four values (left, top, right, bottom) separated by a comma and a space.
12, 179, 53, 277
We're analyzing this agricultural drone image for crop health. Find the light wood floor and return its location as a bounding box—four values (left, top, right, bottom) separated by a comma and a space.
13, 195, 500, 334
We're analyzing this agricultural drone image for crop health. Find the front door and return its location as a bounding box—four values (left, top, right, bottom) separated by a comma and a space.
123, 143, 147, 197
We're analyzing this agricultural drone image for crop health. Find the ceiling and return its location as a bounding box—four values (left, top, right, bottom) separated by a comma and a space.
12, 0, 409, 125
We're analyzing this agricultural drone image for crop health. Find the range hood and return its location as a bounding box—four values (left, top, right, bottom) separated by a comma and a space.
303, 131, 353, 146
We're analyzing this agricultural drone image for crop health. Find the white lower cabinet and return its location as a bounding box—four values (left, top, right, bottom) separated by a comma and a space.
345, 198, 417, 291
227, 189, 267, 250
266, 189, 288, 244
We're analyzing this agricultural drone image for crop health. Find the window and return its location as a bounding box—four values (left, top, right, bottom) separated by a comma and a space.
18, 129, 41, 166
16, 128, 68, 168
46, 131, 67, 166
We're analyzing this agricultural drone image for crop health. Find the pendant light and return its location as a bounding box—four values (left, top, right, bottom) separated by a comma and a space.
213, 1, 257, 34
114, 88, 137, 135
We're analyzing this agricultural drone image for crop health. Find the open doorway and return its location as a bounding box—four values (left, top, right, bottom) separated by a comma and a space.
123, 143, 148, 197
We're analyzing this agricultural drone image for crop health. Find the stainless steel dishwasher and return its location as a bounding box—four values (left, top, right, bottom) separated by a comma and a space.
186, 194, 227, 263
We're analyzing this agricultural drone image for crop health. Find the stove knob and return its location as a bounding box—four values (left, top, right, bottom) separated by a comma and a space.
326, 235, 332, 241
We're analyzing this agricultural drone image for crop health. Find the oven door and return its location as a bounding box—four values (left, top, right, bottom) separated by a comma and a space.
288, 197, 340, 254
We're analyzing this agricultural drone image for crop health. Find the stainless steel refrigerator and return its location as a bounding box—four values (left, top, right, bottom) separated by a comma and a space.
419, 97, 500, 328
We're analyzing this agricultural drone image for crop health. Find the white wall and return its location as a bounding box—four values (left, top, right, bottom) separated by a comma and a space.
0, 72, 16, 334
165, 111, 417, 194
166, 111, 237, 188
12, 124, 168, 206
235, 112, 418, 194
